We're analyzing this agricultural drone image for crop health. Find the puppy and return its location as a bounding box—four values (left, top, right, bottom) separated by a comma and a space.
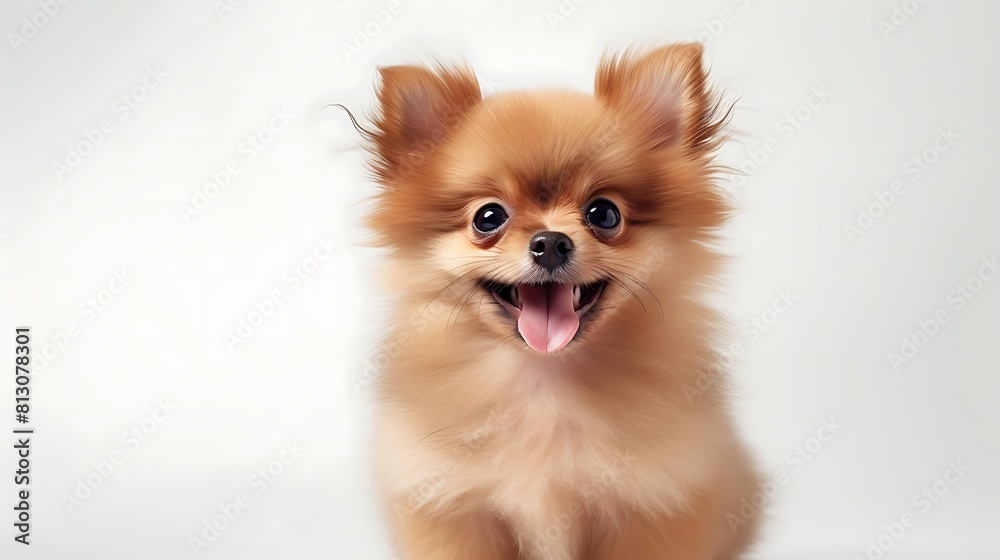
357, 43, 758, 559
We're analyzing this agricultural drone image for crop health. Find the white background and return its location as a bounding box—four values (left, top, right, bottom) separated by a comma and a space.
1, 0, 999, 559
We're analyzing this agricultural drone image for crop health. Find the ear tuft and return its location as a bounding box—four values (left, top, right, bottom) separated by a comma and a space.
596, 44, 715, 150
371, 64, 481, 180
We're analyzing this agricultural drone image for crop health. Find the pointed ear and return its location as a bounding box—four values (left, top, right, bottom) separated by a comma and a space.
371, 64, 481, 178
595, 43, 714, 150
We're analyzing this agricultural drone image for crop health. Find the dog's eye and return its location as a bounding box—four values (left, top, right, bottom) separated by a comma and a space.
585, 199, 621, 230
473, 204, 509, 234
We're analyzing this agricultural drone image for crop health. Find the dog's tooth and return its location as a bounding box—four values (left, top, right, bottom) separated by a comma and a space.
573, 285, 581, 308
511, 286, 520, 308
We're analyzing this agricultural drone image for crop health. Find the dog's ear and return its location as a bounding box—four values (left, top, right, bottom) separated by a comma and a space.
371, 64, 481, 179
595, 44, 714, 150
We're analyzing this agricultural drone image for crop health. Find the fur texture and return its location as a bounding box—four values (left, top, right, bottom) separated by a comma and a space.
358, 43, 758, 559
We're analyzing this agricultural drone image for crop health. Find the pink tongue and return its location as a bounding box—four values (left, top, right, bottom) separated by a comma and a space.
517, 284, 580, 353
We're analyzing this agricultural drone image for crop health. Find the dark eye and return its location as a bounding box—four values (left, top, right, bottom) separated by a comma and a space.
585, 199, 621, 230
473, 204, 509, 234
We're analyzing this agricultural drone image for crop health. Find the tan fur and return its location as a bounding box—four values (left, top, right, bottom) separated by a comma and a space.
357, 44, 759, 559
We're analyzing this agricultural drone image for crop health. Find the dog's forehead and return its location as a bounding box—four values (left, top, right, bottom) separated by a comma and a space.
441, 91, 631, 193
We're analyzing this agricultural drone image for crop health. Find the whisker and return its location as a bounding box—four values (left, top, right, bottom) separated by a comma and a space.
443, 259, 526, 337
590, 250, 652, 271
596, 261, 665, 321
419, 424, 456, 444
417, 261, 495, 324
447, 280, 485, 335
597, 267, 650, 329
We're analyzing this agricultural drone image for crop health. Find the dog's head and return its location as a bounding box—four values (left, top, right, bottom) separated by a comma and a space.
363, 44, 729, 356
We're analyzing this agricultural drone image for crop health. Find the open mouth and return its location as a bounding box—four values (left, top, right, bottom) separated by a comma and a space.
483, 279, 606, 353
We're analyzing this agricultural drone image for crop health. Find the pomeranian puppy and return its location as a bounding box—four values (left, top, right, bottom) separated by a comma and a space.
356, 43, 758, 559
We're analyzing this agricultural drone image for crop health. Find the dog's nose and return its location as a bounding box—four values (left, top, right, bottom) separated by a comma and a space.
529, 231, 573, 271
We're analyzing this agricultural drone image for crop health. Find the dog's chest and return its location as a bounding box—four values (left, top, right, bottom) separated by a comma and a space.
456, 415, 632, 559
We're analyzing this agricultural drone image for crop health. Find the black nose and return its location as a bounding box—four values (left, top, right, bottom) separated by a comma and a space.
529, 231, 573, 271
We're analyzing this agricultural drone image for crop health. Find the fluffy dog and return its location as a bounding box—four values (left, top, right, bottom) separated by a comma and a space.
355, 43, 758, 559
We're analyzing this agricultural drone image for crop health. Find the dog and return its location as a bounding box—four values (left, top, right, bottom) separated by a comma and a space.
354, 43, 759, 559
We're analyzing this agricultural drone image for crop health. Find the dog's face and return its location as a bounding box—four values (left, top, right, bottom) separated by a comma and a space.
364, 44, 727, 356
